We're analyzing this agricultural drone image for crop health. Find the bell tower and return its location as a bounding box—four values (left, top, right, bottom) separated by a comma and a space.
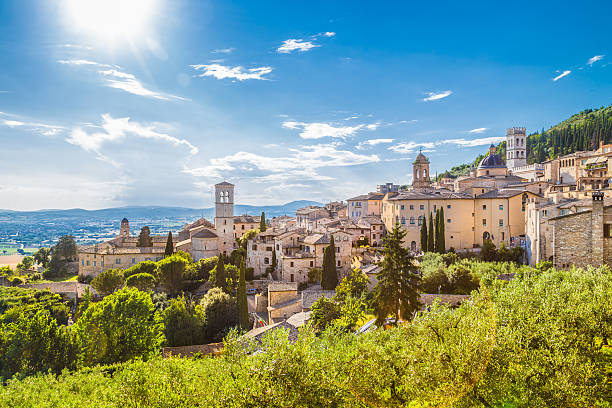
412, 150, 431, 192
214, 181, 235, 255
119, 218, 130, 238
506, 127, 527, 170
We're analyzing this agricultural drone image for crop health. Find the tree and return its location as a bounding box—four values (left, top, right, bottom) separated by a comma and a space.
123, 260, 159, 279
16, 256, 34, 272
210, 253, 230, 293
310, 296, 342, 331
45, 235, 77, 278
33, 247, 50, 268
125, 273, 156, 292
185, 256, 217, 281
436, 208, 446, 253
72, 288, 163, 367
259, 212, 267, 232
434, 209, 440, 253
90, 268, 125, 296
321, 235, 338, 290
237, 257, 249, 330
335, 269, 369, 302
480, 239, 497, 262
446, 264, 478, 294
372, 224, 421, 325
271, 249, 277, 272
137, 226, 153, 247
162, 295, 206, 347
164, 232, 174, 257
420, 217, 428, 253
157, 255, 187, 296
308, 268, 322, 284
199, 287, 238, 342
427, 213, 435, 252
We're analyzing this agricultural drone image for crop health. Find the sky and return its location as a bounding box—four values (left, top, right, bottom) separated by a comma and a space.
0, 0, 610, 211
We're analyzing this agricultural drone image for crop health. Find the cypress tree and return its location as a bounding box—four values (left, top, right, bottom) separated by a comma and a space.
434, 209, 440, 253
164, 232, 173, 257
321, 235, 338, 290
420, 217, 428, 253
427, 213, 435, 253
237, 257, 249, 330
259, 212, 267, 232
271, 249, 277, 272
438, 207, 446, 253
212, 253, 228, 292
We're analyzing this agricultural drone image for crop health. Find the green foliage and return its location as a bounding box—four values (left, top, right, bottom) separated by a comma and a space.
259, 211, 267, 232
447, 264, 479, 294
91, 268, 125, 296
373, 224, 421, 325
480, 239, 497, 262
437, 208, 446, 252
0, 286, 70, 325
321, 235, 337, 290
0, 309, 76, 379
238, 228, 259, 251
199, 287, 238, 342
308, 267, 321, 284
210, 253, 227, 292
125, 273, 156, 292
164, 232, 173, 257
237, 258, 249, 330
33, 247, 50, 268
123, 260, 159, 279
45, 235, 77, 278
420, 252, 450, 293
427, 212, 435, 252
0, 266, 13, 277
228, 248, 245, 267
157, 255, 187, 296
161, 295, 206, 347
183, 256, 217, 281
72, 288, 163, 367
245, 267, 254, 281
309, 296, 341, 331
420, 216, 427, 252
271, 248, 277, 271
334, 269, 369, 302
136, 226, 153, 247
16, 256, 34, 272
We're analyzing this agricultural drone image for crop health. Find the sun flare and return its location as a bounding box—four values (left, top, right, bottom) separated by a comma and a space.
62, 0, 159, 44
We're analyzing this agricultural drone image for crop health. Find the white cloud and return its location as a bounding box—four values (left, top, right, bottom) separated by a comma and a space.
190, 64, 273, 81
423, 90, 452, 101
282, 121, 378, 139
356, 138, 394, 150
212, 47, 235, 54
58, 59, 112, 67
323, 32, 336, 37
468, 127, 488, 134
553, 70, 571, 81
388, 135, 505, 154
98, 69, 187, 101
587, 55, 604, 66
442, 136, 505, 147
0, 112, 64, 136
277, 39, 319, 54
399, 119, 418, 124
66, 114, 198, 166
388, 141, 437, 154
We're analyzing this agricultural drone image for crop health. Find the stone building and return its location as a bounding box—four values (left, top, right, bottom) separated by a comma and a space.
506, 127, 527, 170
214, 182, 235, 255
412, 151, 431, 192
549, 192, 611, 269
246, 230, 279, 278
346, 192, 385, 220
233, 215, 260, 239
295, 206, 330, 231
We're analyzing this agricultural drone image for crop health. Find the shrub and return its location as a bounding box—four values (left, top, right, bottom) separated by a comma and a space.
10, 276, 25, 286
308, 268, 322, 283
447, 264, 479, 294
91, 268, 125, 296
162, 295, 206, 347
77, 274, 93, 284
310, 296, 341, 331
199, 287, 238, 342
185, 256, 217, 281
157, 255, 188, 296
123, 261, 159, 279
125, 273, 156, 292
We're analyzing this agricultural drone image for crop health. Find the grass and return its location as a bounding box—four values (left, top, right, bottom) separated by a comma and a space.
36, 274, 79, 283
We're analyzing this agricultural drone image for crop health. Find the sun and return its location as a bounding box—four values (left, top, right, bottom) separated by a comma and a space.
62, 0, 159, 44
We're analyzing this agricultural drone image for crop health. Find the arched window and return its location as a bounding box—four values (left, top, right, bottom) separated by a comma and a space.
423, 169, 428, 178
418, 215, 424, 226
410, 216, 415, 224
401, 217, 406, 225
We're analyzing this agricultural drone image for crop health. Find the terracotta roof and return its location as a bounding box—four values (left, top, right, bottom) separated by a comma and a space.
180, 218, 214, 232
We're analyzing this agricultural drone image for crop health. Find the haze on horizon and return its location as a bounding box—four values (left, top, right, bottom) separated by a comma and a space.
0, 0, 610, 211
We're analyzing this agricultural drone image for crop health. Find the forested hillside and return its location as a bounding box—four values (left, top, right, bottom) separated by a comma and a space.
438, 104, 612, 180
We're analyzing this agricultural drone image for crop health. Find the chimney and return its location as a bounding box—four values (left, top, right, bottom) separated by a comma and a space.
591, 191, 604, 265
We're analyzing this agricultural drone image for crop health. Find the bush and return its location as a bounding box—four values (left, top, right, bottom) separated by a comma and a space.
199, 287, 238, 342
162, 296, 206, 347
447, 264, 479, 294
184, 256, 217, 281
310, 296, 342, 331
125, 273, 156, 292
123, 261, 159, 279
157, 255, 188, 295
10, 276, 25, 286
91, 268, 125, 296
308, 268, 322, 284
77, 274, 93, 284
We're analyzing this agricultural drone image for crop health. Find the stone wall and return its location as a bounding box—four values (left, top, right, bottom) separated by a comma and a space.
162, 343, 223, 358
552, 211, 593, 269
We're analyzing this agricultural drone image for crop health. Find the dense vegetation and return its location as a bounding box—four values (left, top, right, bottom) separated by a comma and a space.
0, 264, 609, 407
437, 104, 612, 180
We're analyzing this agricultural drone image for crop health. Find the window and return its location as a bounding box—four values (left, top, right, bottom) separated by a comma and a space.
81, 260, 84, 266
242, 225, 245, 230
93, 261, 96, 266
310, 261, 314, 267
290, 274, 294, 282
482, 205, 486, 210
420, 205, 424, 210
447, 219, 451, 223
434, 205, 437, 212
501, 232, 505, 240
418, 216, 424, 226
604, 224, 612, 238
447, 205, 451, 209
116, 258, 121, 264
499, 219, 503, 227
101, 261, 104, 267
482, 219, 487, 226
266, 246, 273, 252
252, 244, 257, 250
337, 260, 341, 267
86, 260, 90, 266
401, 217, 406, 225
396, 216, 399, 224
132, 258, 136, 264
290, 262, 294, 267
410, 205, 414, 210
336, 247, 340, 253
401, 205, 405, 210
410, 217, 415, 225
264, 257, 269, 265
499, 204, 503, 210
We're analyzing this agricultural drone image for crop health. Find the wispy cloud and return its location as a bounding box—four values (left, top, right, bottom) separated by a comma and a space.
468, 127, 487, 134
190, 64, 273, 81
553, 70, 571, 81
58, 59, 113, 67
587, 55, 605, 66
423, 90, 452, 101
356, 138, 394, 150
282, 121, 378, 139
67, 114, 198, 166
212, 47, 235, 54
442, 136, 505, 147
388, 135, 505, 154
277, 39, 319, 54
388, 141, 437, 154
323, 32, 336, 37
0, 112, 64, 136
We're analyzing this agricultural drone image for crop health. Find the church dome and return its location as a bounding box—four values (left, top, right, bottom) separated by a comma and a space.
478, 145, 506, 169
414, 151, 429, 163
121, 218, 129, 224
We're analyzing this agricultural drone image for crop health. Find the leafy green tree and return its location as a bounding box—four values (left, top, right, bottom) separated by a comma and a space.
164, 232, 174, 257
125, 273, 156, 292
75, 286, 93, 321
335, 269, 369, 302
447, 264, 479, 294
373, 224, 421, 325
271, 249, 277, 272
33, 247, 50, 268
237, 257, 249, 330
238, 229, 259, 251
137, 226, 153, 247
161, 295, 206, 347
259, 212, 266, 232
45, 235, 77, 278
123, 260, 159, 279
210, 253, 229, 293
419, 252, 449, 293
199, 287, 238, 342
321, 235, 338, 290
91, 268, 125, 296
16, 256, 34, 272
72, 288, 163, 367
480, 239, 497, 262
157, 255, 187, 296
185, 256, 217, 281
427, 213, 435, 252
0, 309, 76, 379
420, 217, 428, 252
228, 248, 246, 267
310, 296, 342, 331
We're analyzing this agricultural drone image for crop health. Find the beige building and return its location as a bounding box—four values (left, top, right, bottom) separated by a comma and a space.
346, 192, 385, 220
296, 206, 331, 231
233, 215, 260, 239
246, 230, 279, 278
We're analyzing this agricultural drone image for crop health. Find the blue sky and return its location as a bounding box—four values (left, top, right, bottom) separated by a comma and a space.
0, 0, 610, 210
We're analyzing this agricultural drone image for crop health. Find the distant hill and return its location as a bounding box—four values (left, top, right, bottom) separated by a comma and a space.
437, 104, 612, 180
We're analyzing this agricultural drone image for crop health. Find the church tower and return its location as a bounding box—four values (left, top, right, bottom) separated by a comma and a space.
506, 127, 527, 170
118, 218, 130, 238
214, 181, 235, 255
412, 150, 431, 192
